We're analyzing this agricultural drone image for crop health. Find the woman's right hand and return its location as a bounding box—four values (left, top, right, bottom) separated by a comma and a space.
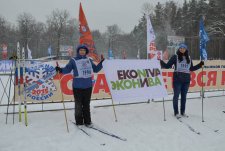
55, 66, 62, 73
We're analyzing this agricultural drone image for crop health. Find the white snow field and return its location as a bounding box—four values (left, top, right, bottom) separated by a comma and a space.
0, 90, 225, 151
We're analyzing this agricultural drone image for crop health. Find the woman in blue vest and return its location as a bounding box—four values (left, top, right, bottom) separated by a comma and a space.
160, 43, 204, 118
56, 45, 104, 126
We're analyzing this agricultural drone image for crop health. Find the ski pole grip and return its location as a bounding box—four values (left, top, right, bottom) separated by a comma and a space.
101, 54, 104, 60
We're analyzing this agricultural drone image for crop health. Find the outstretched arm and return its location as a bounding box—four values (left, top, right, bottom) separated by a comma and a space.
61, 59, 75, 74
190, 60, 204, 71
160, 55, 176, 69
91, 59, 104, 73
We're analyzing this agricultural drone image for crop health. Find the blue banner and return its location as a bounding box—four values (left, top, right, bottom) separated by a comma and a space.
199, 17, 209, 60
0, 60, 14, 72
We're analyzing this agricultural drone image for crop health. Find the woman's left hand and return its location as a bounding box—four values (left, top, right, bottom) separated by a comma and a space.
199, 60, 204, 67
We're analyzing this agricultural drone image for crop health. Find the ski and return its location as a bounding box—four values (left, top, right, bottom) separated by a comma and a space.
71, 121, 90, 137
17, 42, 22, 122
22, 48, 28, 126
202, 124, 219, 133
176, 117, 201, 135
178, 116, 219, 133
87, 124, 127, 141
70, 120, 126, 141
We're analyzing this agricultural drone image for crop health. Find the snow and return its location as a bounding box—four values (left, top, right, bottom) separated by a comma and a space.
0, 75, 225, 151
0, 94, 225, 151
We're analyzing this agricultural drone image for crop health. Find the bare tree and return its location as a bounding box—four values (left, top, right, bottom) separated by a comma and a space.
141, 2, 155, 15
92, 30, 107, 57
17, 12, 36, 49
63, 18, 79, 47
47, 9, 69, 58
106, 24, 122, 58
0, 16, 19, 58
33, 22, 46, 57
0, 16, 7, 44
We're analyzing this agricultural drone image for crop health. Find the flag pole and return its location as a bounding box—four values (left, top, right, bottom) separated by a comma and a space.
201, 64, 205, 122
199, 16, 209, 122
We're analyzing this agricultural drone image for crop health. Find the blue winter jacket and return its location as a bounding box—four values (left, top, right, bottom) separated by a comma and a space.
61, 54, 103, 89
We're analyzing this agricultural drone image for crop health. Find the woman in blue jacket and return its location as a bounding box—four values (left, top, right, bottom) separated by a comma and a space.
56, 45, 104, 126
160, 43, 204, 118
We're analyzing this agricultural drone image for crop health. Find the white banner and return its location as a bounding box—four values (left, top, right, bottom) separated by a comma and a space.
147, 15, 155, 52
103, 60, 168, 102
147, 15, 157, 60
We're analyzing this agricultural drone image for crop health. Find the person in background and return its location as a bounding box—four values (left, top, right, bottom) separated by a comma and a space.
160, 43, 204, 118
56, 44, 104, 126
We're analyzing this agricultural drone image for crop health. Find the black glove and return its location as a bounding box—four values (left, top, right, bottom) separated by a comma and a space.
199, 60, 204, 67
55, 66, 62, 73
9, 55, 17, 60
160, 60, 164, 66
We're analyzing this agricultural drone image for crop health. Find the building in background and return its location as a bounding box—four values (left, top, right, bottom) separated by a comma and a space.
167, 36, 185, 57
59, 45, 74, 60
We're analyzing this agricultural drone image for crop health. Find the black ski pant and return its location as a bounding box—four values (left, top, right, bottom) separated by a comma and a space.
73, 87, 92, 125
173, 81, 190, 115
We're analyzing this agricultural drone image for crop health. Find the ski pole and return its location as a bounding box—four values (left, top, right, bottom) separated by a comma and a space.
101, 54, 118, 122
56, 61, 69, 132
111, 98, 118, 122
100, 54, 104, 60
163, 97, 166, 121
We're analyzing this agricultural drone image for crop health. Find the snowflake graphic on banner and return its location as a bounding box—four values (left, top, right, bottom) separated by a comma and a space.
25, 62, 56, 101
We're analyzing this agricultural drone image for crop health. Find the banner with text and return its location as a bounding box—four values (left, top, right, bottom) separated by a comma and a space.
8, 60, 225, 103
103, 60, 168, 102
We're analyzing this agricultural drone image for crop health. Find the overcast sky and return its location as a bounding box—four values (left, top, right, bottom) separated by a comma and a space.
0, 0, 183, 33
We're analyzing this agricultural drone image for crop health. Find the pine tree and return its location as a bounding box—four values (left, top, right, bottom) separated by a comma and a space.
206, 0, 225, 37
174, 8, 183, 36
181, 0, 190, 36
132, 15, 147, 59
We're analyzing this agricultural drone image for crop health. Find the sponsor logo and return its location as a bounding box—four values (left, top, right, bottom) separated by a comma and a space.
26, 62, 56, 101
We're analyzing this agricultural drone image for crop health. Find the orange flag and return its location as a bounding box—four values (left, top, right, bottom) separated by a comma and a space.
79, 3, 100, 63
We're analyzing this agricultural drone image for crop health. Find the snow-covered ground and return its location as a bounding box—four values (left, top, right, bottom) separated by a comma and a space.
1, 91, 225, 151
